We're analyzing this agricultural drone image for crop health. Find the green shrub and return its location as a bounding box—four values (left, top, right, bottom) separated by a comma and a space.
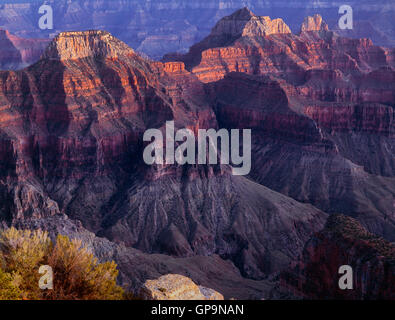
0, 228, 124, 300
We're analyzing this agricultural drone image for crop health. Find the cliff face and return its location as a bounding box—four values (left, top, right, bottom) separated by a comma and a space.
0, 8, 394, 299
281, 215, 395, 300
42, 31, 135, 61
170, 13, 395, 85
0, 28, 328, 283
1, 0, 395, 59
210, 8, 291, 38
0, 30, 49, 70
300, 14, 329, 33
165, 10, 395, 244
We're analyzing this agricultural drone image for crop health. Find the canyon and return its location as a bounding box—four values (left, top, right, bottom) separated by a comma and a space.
0, 0, 395, 60
0, 7, 393, 299
0, 29, 49, 70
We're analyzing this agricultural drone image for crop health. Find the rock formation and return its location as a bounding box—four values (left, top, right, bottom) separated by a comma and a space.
42, 31, 135, 61
210, 7, 291, 38
0, 26, 327, 286
0, 29, 49, 70
166, 10, 395, 244
281, 215, 395, 300
138, 274, 224, 300
0, 8, 394, 300
167, 12, 395, 84
1, 1, 395, 59
12, 214, 271, 299
300, 14, 329, 33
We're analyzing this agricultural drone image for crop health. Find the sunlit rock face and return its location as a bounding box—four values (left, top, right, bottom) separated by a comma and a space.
0, 0, 395, 59
138, 274, 225, 300
209, 7, 291, 38
0, 27, 328, 283
300, 14, 329, 33
0, 7, 394, 300
167, 11, 395, 84
42, 31, 134, 61
166, 9, 395, 243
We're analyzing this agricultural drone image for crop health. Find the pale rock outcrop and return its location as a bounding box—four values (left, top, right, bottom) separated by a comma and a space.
42, 30, 135, 61
138, 274, 224, 300
210, 7, 291, 38
300, 14, 329, 33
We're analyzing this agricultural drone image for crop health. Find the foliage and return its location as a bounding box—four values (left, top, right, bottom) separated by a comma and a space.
45, 235, 124, 300
0, 228, 124, 300
0, 269, 21, 300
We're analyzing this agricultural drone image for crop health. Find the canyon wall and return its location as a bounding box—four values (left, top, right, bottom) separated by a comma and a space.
0, 8, 394, 299
0, 1, 394, 59
281, 214, 395, 300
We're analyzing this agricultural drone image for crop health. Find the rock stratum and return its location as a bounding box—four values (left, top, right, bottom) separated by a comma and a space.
1, 0, 395, 59
166, 8, 395, 243
0, 8, 394, 299
0, 29, 49, 70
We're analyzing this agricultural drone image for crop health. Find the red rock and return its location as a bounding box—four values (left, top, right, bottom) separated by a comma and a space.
0, 9, 394, 297
167, 11, 395, 89
0, 28, 330, 281
0, 29, 49, 70
281, 214, 395, 299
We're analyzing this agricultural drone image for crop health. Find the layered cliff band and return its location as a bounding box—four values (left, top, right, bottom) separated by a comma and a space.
0, 1, 393, 306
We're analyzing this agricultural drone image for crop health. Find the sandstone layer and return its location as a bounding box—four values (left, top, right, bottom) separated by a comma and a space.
166, 10, 395, 242
0, 8, 394, 299
1, 1, 395, 59
0, 27, 327, 285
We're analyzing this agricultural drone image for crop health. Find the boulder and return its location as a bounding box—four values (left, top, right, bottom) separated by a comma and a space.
138, 274, 224, 300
